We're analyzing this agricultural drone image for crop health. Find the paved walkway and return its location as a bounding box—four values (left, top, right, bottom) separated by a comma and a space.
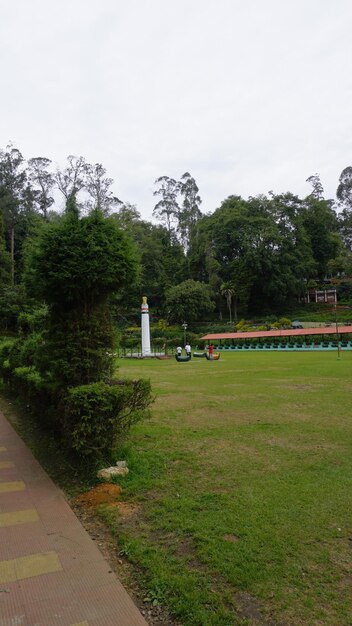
0, 409, 147, 626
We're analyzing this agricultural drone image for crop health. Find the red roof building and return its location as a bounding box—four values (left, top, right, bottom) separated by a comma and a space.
201, 325, 352, 341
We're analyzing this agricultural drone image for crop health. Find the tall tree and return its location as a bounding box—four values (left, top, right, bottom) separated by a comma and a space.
153, 176, 179, 233
338, 208, 352, 252
220, 282, 235, 323
28, 157, 55, 219
0, 145, 32, 284
337, 166, 352, 208
178, 172, 202, 252
25, 208, 138, 388
55, 155, 86, 201
114, 203, 141, 230
301, 195, 340, 279
85, 163, 121, 214
115, 216, 186, 312
306, 173, 324, 199
337, 166, 352, 253
0, 211, 11, 285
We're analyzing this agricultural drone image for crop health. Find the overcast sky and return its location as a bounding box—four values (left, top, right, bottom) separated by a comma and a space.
1, 0, 352, 219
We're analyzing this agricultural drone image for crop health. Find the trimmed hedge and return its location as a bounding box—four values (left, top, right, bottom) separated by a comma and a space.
0, 328, 153, 460
63, 379, 152, 458
0, 337, 152, 459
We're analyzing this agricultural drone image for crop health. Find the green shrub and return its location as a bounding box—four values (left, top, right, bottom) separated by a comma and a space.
277, 317, 292, 328
235, 319, 247, 330
36, 304, 115, 389
0, 286, 26, 332
1, 335, 42, 380
155, 318, 168, 331
7, 340, 22, 372
63, 379, 152, 458
13, 365, 43, 390
18, 305, 48, 335
0, 340, 15, 367
10, 365, 59, 426
18, 332, 44, 369
1, 359, 11, 384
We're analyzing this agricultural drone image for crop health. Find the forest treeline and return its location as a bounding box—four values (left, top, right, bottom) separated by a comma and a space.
1, 143, 352, 329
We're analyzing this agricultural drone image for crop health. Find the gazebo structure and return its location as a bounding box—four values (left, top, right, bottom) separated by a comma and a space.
201, 325, 352, 351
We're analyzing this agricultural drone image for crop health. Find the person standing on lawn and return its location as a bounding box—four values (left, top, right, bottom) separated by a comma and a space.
185, 342, 191, 357
208, 343, 214, 359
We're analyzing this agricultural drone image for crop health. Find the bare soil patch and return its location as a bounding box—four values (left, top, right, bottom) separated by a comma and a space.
234, 591, 283, 626
223, 533, 239, 543
108, 501, 141, 519
75, 483, 122, 507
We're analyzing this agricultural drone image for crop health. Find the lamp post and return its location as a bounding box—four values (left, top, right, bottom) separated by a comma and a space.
182, 321, 188, 345
334, 301, 340, 360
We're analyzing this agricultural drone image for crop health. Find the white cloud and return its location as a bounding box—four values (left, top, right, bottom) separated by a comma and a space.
1, 0, 352, 219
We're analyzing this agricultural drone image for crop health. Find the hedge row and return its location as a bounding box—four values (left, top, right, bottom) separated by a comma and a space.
0, 338, 152, 461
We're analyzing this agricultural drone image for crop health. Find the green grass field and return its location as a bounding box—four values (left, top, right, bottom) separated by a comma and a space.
106, 352, 352, 625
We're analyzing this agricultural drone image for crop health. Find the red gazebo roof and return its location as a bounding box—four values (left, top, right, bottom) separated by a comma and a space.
201, 325, 352, 341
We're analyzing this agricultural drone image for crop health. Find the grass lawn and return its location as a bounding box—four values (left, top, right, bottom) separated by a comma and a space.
102, 351, 352, 626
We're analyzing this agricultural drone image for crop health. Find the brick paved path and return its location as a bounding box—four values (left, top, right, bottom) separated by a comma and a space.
0, 409, 147, 626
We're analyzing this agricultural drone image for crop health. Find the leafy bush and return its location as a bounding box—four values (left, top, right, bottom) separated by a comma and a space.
6, 340, 22, 372
63, 379, 152, 458
13, 365, 43, 392
18, 305, 48, 335
0, 340, 15, 367
18, 332, 44, 369
277, 317, 292, 328
234, 319, 255, 332
0, 335, 42, 378
156, 318, 168, 331
0, 286, 26, 332
2, 358, 58, 426
36, 304, 115, 389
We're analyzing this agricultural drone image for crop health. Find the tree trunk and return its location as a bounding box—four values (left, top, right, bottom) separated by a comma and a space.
10, 227, 14, 286
227, 296, 232, 323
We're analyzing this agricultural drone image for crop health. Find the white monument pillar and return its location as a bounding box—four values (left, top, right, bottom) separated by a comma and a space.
141, 296, 151, 357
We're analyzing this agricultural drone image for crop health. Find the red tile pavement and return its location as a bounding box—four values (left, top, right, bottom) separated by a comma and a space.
0, 488, 33, 513
0, 524, 52, 560
0, 409, 148, 626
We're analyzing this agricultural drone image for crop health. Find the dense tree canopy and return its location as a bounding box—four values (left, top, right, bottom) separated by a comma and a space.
25, 209, 138, 307
165, 279, 215, 323
188, 193, 318, 313
1, 142, 352, 328
0, 211, 11, 292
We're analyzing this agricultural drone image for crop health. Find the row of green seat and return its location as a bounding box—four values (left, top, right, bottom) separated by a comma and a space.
213, 342, 352, 351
